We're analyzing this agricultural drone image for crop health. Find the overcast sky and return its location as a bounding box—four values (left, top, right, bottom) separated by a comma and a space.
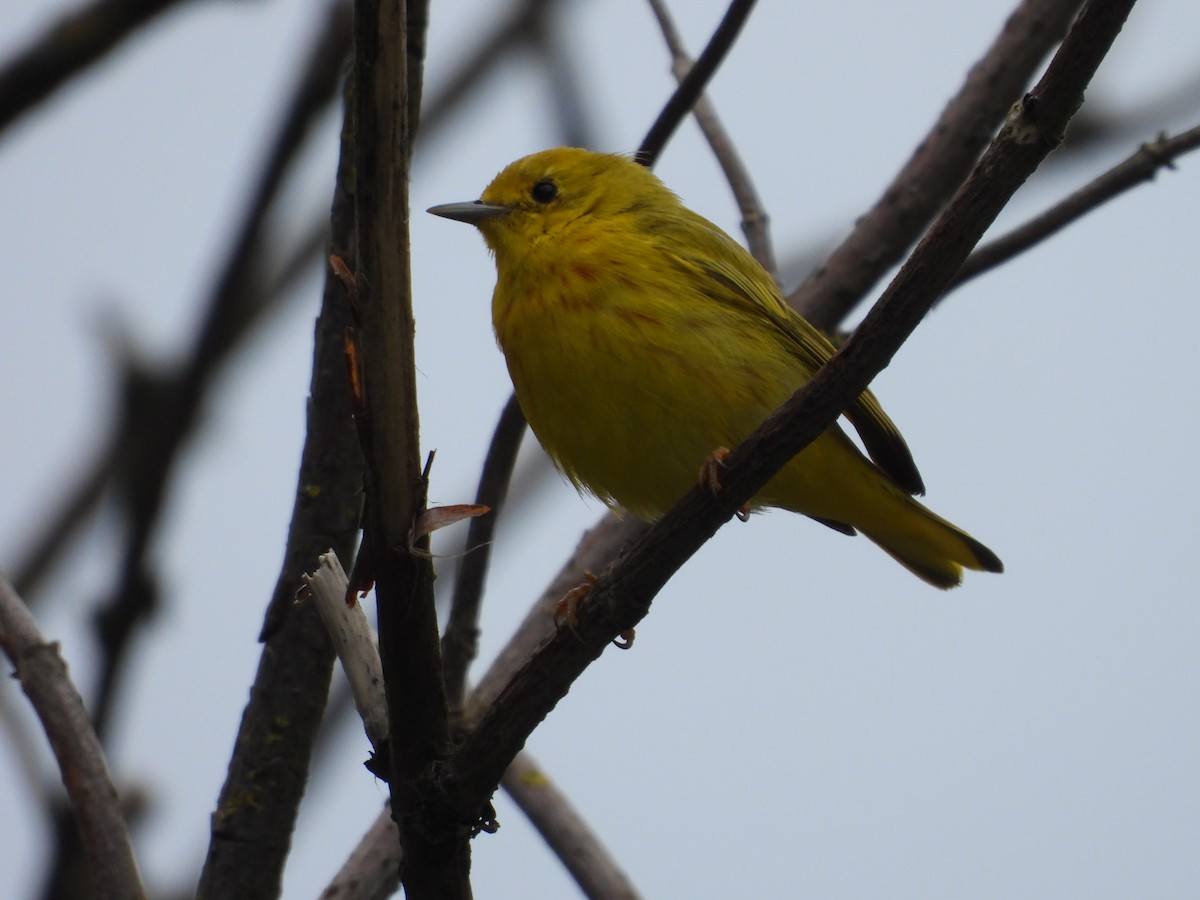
3, 0, 1200, 897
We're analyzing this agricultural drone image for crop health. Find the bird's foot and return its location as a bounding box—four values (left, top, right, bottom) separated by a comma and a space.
699, 446, 751, 520
554, 570, 635, 649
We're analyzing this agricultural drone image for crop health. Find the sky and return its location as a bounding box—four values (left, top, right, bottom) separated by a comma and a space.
2, 0, 1200, 897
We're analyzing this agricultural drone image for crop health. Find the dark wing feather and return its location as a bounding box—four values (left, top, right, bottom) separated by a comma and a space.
679, 230, 926, 495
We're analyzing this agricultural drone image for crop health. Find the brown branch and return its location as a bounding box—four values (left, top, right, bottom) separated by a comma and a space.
436, 516, 653, 898
645, 0, 776, 276
351, 0, 465, 895
0, 0, 196, 137
789, 0, 1084, 331
0, 573, 145, 900
418, 0, 561, 141
320, 805, 402, 900
528, 8, 599, 149
636, 0, 758, 167
86, 0, 351, 752
310, 548, 642, 900
442, 393, 527, 711
502, 753, 642, 900
434, 0, 1137, 827
949, 123, 1200, 291
193, 6, 359, 898
11, 198, 329, 607
9, 446, 111, 599
465, 514, 649, 720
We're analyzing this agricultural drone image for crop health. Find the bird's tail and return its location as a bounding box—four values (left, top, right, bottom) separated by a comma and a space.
858, 492, 1003, 589
767, 431, 1002, 588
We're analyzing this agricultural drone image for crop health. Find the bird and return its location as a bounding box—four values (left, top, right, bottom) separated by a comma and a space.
429, 147, 1002, 588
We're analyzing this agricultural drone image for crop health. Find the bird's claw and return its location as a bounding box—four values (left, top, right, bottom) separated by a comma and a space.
554, 570, 599, 637
554, 570, 636, 648
698, 446, 731, 493
700, 446, 751, 521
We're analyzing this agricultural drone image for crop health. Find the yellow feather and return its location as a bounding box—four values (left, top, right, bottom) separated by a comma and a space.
429, 148, 1002, 588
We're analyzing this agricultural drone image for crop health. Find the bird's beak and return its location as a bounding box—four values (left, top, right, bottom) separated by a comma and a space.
427, 201, 511, 224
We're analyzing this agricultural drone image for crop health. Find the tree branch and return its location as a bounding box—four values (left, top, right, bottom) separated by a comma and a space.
195, 7, 362, 897
87, 0, 351, 748
442, 393, 527, 711
307, 550, 641, 900
502, 752, 641, 900
0, 0, 195, 137
351, 0, 465, 894
636, 0, 758, 167
789, 0, 1083, 331
645, 0, 777, 277
950, 123, 1200, 291
0, 573, 145, 900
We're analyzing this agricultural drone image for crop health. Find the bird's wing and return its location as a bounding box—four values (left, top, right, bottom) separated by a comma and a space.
693, 247, 926, 496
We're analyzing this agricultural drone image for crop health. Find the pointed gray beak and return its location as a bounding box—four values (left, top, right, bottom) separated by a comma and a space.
427, 201, 511, 224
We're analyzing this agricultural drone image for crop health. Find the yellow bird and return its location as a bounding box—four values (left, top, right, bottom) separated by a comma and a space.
429, 148, 1001, 587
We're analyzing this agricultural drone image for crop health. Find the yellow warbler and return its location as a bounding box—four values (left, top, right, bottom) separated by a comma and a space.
430, 148, 1001, 587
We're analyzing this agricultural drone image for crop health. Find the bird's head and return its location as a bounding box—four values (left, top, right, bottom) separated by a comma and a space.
428, 147, 676, 261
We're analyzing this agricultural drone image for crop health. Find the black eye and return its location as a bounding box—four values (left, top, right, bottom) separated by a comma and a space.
530, 179, 558, 203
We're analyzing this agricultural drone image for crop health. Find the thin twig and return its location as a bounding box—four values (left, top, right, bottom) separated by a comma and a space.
645, 0, 776, 276
310, 550, 642, 900
0, 573, 145, 900
417, 0, 561, 141
466, 514, 649, 720
636, 0, 758, 168
789, 0, 1084, 331
0, 0, 195, 137
194, 6, 360, 898
88, 0, 352, 746
503, 753, 642, 900
319, 805, 402, 900
442, 393, 527, 710
527, 6, 598, 149
949, 124, 1200, 291
9, 447, 111, 599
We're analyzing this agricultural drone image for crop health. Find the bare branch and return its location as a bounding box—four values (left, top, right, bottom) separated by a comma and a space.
645, 0, 777, 276
306, 554, 388, 747
311, 550, 642, 900
950, 124, 1200, 291
442, 394, 527, 710
418, 0, 562, 141
0, 573, 144, 900
196, 8, 363, 897
637, 0, 759, 167
502, 753, 641, 900
351, 0, 469, 894
466, 514, 649, 720
0, 0, 195, 137
83, 0, 351, 749
319, 807, 402, 900
8, 446, 111, 599
789, 0, 1084, 330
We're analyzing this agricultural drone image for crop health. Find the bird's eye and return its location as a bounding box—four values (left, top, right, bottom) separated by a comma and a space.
530, 179, 558, 203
